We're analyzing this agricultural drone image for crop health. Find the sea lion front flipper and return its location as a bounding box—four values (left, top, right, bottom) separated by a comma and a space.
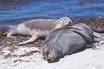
18, 35, 38, 45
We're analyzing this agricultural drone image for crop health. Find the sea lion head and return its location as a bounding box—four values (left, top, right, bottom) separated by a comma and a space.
55, 17, 72, 29
41, 46, 59, 63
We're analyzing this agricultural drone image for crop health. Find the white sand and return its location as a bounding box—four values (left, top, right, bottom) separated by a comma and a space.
0, 42, 104, 69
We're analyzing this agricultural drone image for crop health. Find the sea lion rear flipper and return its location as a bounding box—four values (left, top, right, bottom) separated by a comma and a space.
72, 30, 96, 44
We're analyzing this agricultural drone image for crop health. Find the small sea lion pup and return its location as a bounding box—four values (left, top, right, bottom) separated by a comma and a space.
7, 17, 72, 45
41, 23, 96, 63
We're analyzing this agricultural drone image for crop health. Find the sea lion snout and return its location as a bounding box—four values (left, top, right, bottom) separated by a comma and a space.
54, 17, 72, 30
61, 17, 72, 24
42, 47, 58, 63
46, 52, 57, 63
57, 17, 72, 26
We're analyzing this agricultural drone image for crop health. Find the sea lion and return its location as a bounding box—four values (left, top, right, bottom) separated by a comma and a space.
42, 23, 95, 63
7, 17, 72, 45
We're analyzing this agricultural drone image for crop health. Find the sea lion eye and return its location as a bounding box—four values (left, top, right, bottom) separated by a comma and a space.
62, 20, 65, 23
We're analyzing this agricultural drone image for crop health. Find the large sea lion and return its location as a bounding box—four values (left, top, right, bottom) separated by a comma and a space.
42, 23, 95, 63
7, 17, 72, 45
